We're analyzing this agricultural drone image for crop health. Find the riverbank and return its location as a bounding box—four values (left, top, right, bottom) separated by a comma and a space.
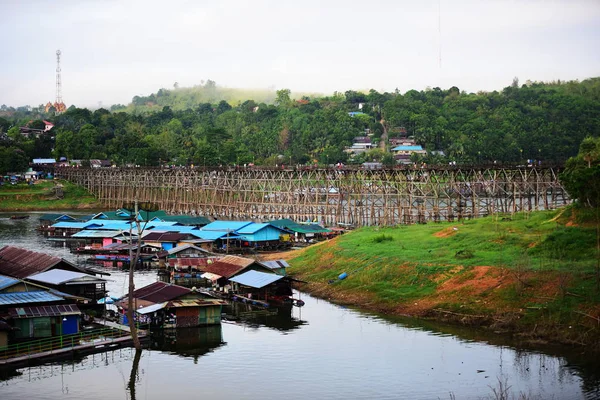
0, 180, 101, 211
270, 207, 600, 349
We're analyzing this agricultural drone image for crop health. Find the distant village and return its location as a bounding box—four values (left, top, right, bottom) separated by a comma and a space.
0, 209, 339, 357
1, 113, 436, 185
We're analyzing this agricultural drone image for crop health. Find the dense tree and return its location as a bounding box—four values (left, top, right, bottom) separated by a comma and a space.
1, 78, 599, 170
561, 137, 600, 207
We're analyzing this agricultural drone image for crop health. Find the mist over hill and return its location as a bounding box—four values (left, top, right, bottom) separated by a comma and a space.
113, 80, 324, 113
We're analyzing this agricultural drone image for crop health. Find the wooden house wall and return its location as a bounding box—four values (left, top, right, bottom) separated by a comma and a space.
174, 305, 222, 327
242, 226, 283, 242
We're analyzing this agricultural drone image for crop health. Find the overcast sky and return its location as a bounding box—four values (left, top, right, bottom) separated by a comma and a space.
1, 0, 599, 108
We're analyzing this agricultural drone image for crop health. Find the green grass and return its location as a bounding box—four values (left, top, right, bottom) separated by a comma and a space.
288, 207, 600, 346
0, 180, 100, 210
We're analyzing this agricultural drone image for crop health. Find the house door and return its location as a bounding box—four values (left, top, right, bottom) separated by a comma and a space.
62, 315, 79, 335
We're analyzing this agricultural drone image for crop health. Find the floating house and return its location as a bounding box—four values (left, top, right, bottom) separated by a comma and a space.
200, 255, 275, 289
0, 274, 83, 339
27, 269, 108, 303
160, 244, 215, 268
269, 219, 333, 242
229, 270, 293, 304
47, 221, 104, 238
142, 232, 198, 251
235, 223, 291, 250
120, 281, 225, 328
39, 213, 77, 230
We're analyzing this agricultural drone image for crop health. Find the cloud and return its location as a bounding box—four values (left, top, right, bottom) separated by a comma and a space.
0, 0, 599, 107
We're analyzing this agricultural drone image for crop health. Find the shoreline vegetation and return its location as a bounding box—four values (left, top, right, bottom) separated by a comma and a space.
0, 179, 100, 211
265, 206, 600, 350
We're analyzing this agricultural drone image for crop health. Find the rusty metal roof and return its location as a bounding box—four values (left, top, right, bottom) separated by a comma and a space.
201, 257, 252, 279
8, 304, 80, 318
0, 246, 80, 279
128, 281, 191, 303
201, 255, 273, 279
167, 299, 227, 308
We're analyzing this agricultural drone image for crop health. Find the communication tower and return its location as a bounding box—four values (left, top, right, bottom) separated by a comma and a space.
47, 49, 66, 113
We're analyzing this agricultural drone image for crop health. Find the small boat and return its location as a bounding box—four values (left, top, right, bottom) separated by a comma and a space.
10, 215, 30, 220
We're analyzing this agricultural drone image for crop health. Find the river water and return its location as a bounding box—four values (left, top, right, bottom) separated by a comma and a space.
0, 212, 599, 400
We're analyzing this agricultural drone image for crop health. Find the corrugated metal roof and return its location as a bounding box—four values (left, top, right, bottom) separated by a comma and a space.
201, 255, 257, 279
142, 232, 189, 242
71, 230, 122, 238
236, 223, 272, 234
201, 221, 253, 232
128, 281, 191, 303
136, 302, 167, 315
32, 158, 56, 164
167, 244, 210, 255
391, 145, 424, 151
200, 272, 222, 281
260, 260, 289, 270
28, 269, 107, 286
193, 230, 238, 240
168, 258, 218, 267
159, 215, 211, 225
52, 221, 102, 229
0, 246, 81, 279
0, 274, 19, 290
39, 214, 76, 222
230, 270, 283, 288
0, 291, 65, 305
9, 304, 80, 318
167, 299, 227, 307
268, 218, 296, 228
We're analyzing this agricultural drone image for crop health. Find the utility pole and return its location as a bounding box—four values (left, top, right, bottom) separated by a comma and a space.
127, 199, 141, 350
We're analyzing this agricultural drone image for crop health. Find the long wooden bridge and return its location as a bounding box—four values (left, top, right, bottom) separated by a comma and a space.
56, 166, 569, 227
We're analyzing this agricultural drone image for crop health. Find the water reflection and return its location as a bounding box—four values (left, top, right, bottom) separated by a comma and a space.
0, 212, 599, 399
127, 350, 142, 400
224, 302, 307, 333
150, 326, 225, 360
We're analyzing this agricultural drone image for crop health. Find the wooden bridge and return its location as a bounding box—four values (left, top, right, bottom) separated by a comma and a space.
56, 166, 569, 227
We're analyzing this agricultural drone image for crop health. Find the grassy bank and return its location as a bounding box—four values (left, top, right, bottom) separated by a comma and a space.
282, 207, 600, 348
0, 180, 101, 211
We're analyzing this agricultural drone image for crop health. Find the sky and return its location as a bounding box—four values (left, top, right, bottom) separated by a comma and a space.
1, 0, 600, 108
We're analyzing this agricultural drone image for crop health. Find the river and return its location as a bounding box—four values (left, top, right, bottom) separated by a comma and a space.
0, 211, 598, 399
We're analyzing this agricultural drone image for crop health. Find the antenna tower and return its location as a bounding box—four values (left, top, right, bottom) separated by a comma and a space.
55, 50, 63, 106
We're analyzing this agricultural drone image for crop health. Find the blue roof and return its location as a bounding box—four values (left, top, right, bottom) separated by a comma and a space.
32, 158, 56, 164
52, 222, 103, 229
237, 223, 285, 234
88, 222, 133, 231
0, 291, 64, 305
229, 270, 283, 289
0, 274, 19, 291
348, 112, 365, 117
154, 225, 200, 233
71, 230, 122, 238
391, 145, 424, 151
193, 230, 240, 240
201, 221, 253, 232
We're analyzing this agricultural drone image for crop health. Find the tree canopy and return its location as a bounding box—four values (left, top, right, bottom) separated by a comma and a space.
0, 78, 599, 174
560, 136, 600, 208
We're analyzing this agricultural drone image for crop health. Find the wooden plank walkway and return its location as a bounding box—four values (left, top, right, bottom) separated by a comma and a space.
0, 335, 138, 366
0, 324, 148, 367
94, 319, 148, 334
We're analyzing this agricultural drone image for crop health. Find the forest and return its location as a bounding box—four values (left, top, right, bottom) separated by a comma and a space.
0, 77, 599, 174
